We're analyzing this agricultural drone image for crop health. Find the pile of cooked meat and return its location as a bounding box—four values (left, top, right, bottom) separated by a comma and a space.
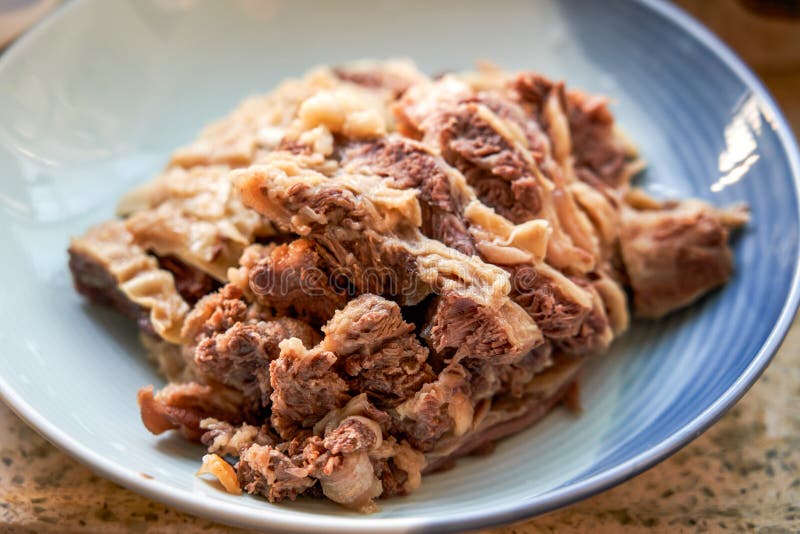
67, 60, 747, 511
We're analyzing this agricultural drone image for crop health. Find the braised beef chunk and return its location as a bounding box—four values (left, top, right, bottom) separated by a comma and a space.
438, 102, 542, 224
195, 318, 320, 407
423, 290, 543, 364
70, 61, 746, 511
395, 362, 472, 451
565, 90, 628, 188
322, 294, 434, 406
341, 138, 476, 255
181, 284, 249, 344
269, 338, 350, 439
512, 72, 629, 188
248, 239, 349, 325
620, 200, 741, 318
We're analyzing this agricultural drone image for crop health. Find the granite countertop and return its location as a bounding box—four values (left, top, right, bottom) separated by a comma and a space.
2, 2, 800, 533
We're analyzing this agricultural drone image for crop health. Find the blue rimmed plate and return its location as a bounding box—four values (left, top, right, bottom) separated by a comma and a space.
0, 0, 797, 532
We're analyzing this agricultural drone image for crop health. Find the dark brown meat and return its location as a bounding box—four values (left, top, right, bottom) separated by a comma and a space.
321, 294, 435, 406
422, 290, 543, 364
505, 264, 591, 339
237, 441, 320, 502
237, 409, 387, 510
194, 318, 321, 407
512, 73, 628, 188
157, 255, 219, 305
341, 137, 476, 255
234, 164, 542, 363
438, 102, 543, 224
181, 284, 249, 344
247, 239, 349, 325
269, 339, 350, 439
620, 200, 736, 318
395, 362, 472, 451
566, 89, 628, 188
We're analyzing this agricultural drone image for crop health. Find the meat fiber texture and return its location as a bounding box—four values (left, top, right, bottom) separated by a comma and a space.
67, 59, 748, 511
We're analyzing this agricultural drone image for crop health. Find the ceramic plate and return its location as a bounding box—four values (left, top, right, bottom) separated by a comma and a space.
0, 0, 798, 532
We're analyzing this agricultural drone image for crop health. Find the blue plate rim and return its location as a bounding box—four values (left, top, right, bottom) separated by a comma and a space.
0, 0, 798, 532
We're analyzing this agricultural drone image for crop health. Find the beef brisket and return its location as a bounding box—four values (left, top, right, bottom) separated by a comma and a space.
68, 61, 746, 511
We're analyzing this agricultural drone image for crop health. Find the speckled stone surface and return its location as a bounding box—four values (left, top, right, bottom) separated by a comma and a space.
2, 2, 800, 533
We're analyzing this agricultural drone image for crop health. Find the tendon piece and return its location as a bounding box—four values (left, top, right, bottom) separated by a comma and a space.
197, 454, 242, 494
321, 294, 435, 406
194, 317, 321, 408
137, 382, 245, 441
168, 69, 334, 168
119, 165, 273, 281
68, 220, 189, 342
620, 199, 745, 318
246, 238, 349, 325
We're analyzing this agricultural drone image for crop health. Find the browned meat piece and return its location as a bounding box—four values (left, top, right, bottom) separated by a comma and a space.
620, 200, 741, 318
566, 90, 629, 189
506, 263, 591, 339
181, 284, 249, 344
269, 338, 350, 439
157, 255, 219, 304
322, 416, 381, 454
237, 441, 320, 502
423, 290, 543, 364
341, 137, 476, 255
247, 239, 349, 325
397, 80, 599, 272
439, 102, 542, 224
194, 318, 321, 407
395, 362, 472, 451
552, 278, 613, 355
238, 401, 393, 510
321, 294, 435, 406
512, 73, 629, 189
137, 383, 245, 441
